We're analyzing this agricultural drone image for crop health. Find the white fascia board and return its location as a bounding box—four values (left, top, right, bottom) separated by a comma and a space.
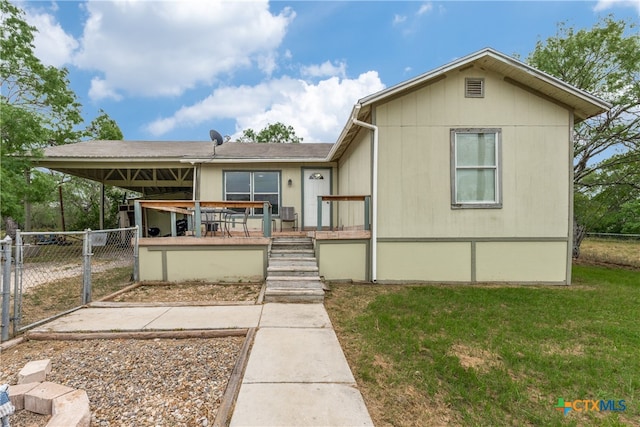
180, 158, 332, 164
358, 48, 610, 112
36, 157, 183, 163
327, 104, 362, 161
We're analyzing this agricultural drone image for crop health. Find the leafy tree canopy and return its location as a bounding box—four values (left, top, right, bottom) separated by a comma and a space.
1, 2, 125, 230
527, 16, 640, 235
1, 0, 83, 223
86, 109, 124, 140
238, 122, 303, 143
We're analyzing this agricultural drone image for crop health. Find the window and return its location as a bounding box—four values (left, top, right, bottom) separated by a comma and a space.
224, 171, 280, 215
450, 129, 501, 208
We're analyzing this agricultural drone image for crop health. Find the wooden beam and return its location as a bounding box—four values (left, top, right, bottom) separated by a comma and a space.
26, 329, 248, 341
320, 195, 370, 201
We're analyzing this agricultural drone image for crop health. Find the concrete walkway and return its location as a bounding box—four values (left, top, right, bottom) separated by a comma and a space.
32, 303, 374, 426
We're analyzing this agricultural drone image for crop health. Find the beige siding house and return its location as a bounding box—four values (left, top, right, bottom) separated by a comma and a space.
36, 48, 609, 285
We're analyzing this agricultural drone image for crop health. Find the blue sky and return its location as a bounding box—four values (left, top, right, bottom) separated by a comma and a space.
15, 0, 640, 142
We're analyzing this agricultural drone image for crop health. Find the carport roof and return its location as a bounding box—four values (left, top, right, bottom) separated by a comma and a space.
36, 141, 334, 196
39, 140, 333, 160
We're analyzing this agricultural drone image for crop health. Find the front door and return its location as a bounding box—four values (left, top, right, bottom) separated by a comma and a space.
303, 168, 331, 229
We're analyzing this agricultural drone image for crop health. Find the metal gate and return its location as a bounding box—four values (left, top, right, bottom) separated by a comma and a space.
1, 227, 138, 340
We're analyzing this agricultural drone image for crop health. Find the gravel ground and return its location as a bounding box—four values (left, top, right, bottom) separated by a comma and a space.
1, 337, 244, 427
110, 282, 263, 303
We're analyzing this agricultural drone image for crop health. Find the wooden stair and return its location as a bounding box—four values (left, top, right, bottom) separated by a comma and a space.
264, 237, 324, 303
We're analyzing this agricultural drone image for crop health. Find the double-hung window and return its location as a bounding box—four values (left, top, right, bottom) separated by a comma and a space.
224, 171, 280, 215
450, 128, 502, 208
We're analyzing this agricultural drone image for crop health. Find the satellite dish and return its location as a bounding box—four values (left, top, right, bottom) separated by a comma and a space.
209, 129, 224, 145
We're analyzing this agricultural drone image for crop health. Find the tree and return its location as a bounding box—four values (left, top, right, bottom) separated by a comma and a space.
86, 109, 124, 140
238, 122, 303, 143
1, 0, 83, 226
79, 109, 127, 230
527, 17, 640, 252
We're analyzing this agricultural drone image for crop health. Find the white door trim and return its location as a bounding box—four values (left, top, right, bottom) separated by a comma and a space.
302, 168, 331, 229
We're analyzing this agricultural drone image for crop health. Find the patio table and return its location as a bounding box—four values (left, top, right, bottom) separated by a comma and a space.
202, 208, 238, 237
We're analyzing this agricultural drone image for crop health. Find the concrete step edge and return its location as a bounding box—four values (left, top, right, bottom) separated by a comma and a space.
266, 275, 322, 281
267, 266, 319, 271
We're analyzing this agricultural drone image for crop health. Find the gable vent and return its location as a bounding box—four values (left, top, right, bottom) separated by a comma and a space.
465, 78, 484, 98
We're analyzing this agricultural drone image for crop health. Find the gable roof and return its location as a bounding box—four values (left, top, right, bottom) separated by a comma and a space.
329, 47, 611, 161
34, 47, 611, 195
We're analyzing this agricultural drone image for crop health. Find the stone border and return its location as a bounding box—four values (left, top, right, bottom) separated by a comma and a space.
214, 327, 256, 427
7, 359, 90, 427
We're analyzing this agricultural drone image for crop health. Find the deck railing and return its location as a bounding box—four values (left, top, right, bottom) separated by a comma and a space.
318, 195, 371, 231
134, 200, 273, 237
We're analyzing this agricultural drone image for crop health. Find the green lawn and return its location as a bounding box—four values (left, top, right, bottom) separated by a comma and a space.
325, 265, 640, 427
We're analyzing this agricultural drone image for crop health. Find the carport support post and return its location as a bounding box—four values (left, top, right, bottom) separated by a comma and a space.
1, 236, 12, 341
194, 202, 202, 237
134, 200, 143, 237
82, 230, 92, 305
170, 212, 177, 236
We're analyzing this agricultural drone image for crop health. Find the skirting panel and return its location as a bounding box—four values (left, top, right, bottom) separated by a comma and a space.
475, 241, 568, 282
139, 246, 266, 282
139, 247, 164, 281
318, 241, 368, 281
377, 241, 472, 282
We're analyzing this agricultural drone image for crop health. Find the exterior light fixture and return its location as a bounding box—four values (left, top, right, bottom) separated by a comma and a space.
287, 178, 293, 187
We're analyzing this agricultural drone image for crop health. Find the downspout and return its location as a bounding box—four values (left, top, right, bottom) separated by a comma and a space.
352, 106, 379, 282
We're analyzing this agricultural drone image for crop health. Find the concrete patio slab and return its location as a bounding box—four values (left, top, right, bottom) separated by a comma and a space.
259, 303, 332, 328
230, 383, 374, 427
146, 305, 263, 329
243, 327, 355, 383
31, 307, 171, 332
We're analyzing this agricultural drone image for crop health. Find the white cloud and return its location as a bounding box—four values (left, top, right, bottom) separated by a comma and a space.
301, 61, 347, 78
145, 72, 385, 142
73, 0, 295, 100
88, 77, 122, 101
24, 7, 78, 67
417, 3, 433, 15
393, 14, 407, 25
594, 0, 640, 14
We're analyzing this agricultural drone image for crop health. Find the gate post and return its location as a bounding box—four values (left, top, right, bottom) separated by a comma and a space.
82, 229, 93, 305
133, 226, 140, 282
13, 230, 23, 335
1, 236, 12, 342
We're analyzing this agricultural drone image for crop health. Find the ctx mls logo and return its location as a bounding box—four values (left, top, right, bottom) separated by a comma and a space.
555, 398, 626, 415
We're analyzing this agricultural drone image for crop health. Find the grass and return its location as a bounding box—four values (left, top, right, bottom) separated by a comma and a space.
325, 241, 640, 426
579, 238, 640, 269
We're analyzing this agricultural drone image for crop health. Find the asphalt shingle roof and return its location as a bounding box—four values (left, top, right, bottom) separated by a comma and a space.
42, 140, 334, 161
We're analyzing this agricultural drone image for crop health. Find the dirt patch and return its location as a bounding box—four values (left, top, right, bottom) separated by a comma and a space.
108, 281, 263, 304
541, 342, 585, 357
448, 343, 503, 373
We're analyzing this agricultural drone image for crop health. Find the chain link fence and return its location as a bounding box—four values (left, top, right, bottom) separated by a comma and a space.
1, 227, 138, 341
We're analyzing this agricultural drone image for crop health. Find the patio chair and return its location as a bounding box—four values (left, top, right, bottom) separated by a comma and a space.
201, 209, 220, 236
223, 207, 250, 237
280, 206, 298, 231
